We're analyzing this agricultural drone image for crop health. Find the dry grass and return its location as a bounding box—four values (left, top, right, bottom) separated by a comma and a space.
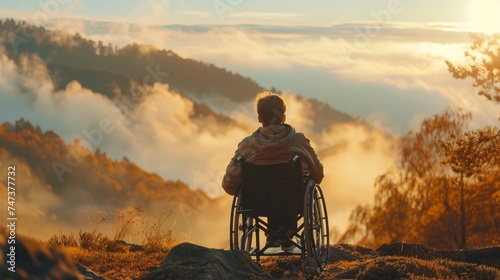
260, 257, 358, 279
47, 208, 176, 252
39, 211, 499, 280
261, 256, 306, 279
63, 247, 165, 280
345, 256, 498, 280
43, 208, 178, 279
47, 242, 500, 280
258, 254, 499, 280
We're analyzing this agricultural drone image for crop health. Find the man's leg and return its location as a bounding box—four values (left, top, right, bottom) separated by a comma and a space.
266, 217, 281, 247
267, 217, 297, 250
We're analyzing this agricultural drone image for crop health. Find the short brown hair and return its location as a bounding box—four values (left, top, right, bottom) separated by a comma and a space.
254, 92, 286, 126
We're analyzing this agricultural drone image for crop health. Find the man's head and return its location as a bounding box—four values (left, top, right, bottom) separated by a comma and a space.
254, 92, 287, 127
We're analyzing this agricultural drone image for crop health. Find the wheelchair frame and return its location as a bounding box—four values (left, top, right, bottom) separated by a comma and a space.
229, 156, 329, 275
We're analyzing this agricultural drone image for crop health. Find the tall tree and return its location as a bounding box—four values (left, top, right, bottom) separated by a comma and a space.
443, 33, 500, 248
342, 34, 500, 249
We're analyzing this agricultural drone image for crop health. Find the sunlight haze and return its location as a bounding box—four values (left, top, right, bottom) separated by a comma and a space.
0, 0, 499, 249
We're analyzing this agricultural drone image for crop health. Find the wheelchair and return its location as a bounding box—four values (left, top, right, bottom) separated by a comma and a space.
229, 155, 329, 275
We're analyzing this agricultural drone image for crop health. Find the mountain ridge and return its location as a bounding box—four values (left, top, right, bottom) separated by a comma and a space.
0, 119, 209, 223
1, 18, 355, 132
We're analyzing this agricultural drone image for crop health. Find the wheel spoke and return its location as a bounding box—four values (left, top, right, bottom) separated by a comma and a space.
303, 183, 330, 274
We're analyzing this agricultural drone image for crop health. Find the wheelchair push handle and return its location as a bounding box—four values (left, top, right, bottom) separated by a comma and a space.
233, 155, 244, 166
289, 155, 299, 167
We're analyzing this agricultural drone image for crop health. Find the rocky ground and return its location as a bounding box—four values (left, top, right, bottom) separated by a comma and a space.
1, 232, 498, 279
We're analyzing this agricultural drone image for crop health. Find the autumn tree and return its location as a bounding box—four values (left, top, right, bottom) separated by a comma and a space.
443, 33, 500, 248
342, 34, 500, 249
446, 33, 500, 103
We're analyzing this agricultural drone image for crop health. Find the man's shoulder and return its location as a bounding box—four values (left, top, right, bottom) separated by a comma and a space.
237, 134, 255, 147
292, 130, 308, 141
294, 131, 305, 137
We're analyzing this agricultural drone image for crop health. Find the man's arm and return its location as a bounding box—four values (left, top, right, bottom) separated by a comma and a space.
221, 156, 242, 195
222, 138, 249, 195
302, 135, 324, 184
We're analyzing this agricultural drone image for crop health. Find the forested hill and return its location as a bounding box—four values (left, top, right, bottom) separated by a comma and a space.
0, 19, 359, 238
0, 119, 209, 221
0, 19, 354, 129
1, 19, 262, 102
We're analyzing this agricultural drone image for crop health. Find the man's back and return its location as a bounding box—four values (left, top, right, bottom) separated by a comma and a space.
221, 93, 323, 195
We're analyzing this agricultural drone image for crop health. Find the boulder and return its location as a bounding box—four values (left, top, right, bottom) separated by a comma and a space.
329, 244, 377, 262
444, 246, 500, 269
377, 241, 441, 260
76, 263, 106, 280
0, 232, 82, 279
139, 242, 273, 280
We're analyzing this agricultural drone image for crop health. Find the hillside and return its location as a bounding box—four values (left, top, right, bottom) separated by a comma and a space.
1, 231, 498, 279
1, 19, 354, 131
0, 119, 209, 223
0, 19, 363, 247
2, 19, 262, 101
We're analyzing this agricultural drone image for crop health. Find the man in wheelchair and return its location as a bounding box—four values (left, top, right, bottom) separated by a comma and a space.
222, 92, 324, 253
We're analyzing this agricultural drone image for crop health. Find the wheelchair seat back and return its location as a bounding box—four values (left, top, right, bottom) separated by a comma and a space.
240, 159, 304, 218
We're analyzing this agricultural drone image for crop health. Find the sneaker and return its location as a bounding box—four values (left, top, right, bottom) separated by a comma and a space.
280, 241, 295, 252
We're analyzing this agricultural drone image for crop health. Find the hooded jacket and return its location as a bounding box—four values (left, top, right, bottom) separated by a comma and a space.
222, 124, 324, 195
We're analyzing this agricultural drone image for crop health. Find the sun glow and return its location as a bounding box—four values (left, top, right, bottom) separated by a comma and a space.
468, 0, 500, 33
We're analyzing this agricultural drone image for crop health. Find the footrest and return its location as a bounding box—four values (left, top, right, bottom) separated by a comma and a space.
260, 247, 302, 255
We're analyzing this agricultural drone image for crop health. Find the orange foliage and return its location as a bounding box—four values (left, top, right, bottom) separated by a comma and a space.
341, 108, 499, 249
342, 34, 500, 249
0, 119, 209, 213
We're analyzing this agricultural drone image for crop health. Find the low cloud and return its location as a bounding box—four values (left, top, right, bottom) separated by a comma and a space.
0, 151, 74, 238
0, 48, 402, 244
0, 50, 250, 198
35, 18, 497, 132
2, 20, 497, 245
318, 123, 398, 233
226, 12, 307, 20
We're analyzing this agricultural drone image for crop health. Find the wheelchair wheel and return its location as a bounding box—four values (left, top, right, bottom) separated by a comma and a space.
229, 190, 254, 251
303, 183, 329, 273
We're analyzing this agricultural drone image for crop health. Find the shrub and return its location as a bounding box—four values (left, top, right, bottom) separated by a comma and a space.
141, 209, 176, 252
78, 230, 113, 251
46, 232, 78, 248
113, 207, 143, 241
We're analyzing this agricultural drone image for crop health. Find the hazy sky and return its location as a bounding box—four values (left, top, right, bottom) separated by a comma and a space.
2, 1, 499, 131
0, 0, 496, 27
2, 1, 499, 133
